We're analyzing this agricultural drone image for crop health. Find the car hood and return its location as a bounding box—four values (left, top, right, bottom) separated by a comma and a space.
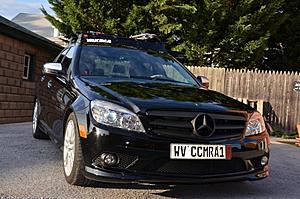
78, 77, 253, 113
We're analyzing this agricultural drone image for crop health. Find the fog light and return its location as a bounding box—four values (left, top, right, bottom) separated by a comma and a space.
261, 156, 268, 166
100, 153, 118, 166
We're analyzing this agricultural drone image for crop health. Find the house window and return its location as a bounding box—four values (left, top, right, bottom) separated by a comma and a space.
23, 54, 31, 80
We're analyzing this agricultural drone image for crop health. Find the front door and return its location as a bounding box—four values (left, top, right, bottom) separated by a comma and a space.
48, 46, 75, 143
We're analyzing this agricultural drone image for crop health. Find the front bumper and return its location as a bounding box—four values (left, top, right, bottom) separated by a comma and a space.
75, 111, 270, 184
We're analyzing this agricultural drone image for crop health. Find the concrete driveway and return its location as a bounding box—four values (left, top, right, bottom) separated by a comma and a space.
0, 122, 299, 199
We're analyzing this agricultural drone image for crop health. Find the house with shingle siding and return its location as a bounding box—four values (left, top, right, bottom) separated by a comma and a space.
0, 15, 62, 124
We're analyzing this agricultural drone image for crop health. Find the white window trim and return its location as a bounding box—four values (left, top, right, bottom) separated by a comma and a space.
23, 54, 30, 80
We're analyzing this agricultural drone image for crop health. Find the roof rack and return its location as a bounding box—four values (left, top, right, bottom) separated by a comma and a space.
74, 31, 166, 52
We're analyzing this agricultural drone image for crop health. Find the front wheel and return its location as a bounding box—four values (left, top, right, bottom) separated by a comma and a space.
63, 113, 91, 186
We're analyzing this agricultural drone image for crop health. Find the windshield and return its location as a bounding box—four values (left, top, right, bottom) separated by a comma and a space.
78, 46, 198, 86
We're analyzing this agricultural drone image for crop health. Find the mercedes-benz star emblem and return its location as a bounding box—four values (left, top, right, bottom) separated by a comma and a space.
192, 114, 215, 137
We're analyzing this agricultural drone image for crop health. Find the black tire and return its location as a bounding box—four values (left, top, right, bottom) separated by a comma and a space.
32, 99, 49, 139
63, 113, 91, 186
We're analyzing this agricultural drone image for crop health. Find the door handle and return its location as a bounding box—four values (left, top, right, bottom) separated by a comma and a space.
48, 80, 53, 88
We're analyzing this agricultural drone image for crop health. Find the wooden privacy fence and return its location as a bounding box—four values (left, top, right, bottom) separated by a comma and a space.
187, 66, 300, 132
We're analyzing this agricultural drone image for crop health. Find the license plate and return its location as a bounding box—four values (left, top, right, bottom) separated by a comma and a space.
170, 144, 231, 160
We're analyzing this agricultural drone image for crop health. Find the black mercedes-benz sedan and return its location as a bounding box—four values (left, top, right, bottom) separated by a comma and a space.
33, 32, 270, 186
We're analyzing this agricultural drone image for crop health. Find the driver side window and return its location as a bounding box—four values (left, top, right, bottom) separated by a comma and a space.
55, 48, 69, 63
54, 47, 74, 73
62, 47, 74, 73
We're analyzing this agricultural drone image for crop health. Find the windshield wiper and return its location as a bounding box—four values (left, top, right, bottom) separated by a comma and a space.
130, 75, 191, 85
149, 74, 165, 79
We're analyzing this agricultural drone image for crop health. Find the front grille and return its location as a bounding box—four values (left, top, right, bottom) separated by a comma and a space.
146, 110, 247, 140
156, 159, 246, 175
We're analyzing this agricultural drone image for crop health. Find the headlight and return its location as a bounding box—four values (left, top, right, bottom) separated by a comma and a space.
91, 100, 145, 133
245, 112, 266, 136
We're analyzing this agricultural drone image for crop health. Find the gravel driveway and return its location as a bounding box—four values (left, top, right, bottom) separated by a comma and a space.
0, 122, 299, 199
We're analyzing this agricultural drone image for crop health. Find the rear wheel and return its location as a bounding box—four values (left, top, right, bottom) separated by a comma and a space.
32, 100, 49, 139
63, 113, 91, 186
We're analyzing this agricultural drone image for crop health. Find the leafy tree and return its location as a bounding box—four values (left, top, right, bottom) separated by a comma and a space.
43, 0, 293, 69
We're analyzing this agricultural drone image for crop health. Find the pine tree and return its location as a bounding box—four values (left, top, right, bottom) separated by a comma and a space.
125, 0, 286, 68
42, 0, 136, 37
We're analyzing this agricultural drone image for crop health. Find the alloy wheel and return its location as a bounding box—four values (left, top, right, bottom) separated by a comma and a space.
63, 120, 76, 176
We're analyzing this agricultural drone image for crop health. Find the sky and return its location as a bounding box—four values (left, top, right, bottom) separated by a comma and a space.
0, 0, 54, 20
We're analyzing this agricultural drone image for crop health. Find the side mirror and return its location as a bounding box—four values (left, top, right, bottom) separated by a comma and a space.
197, 76, 209, 89
43, 63, 64, 76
